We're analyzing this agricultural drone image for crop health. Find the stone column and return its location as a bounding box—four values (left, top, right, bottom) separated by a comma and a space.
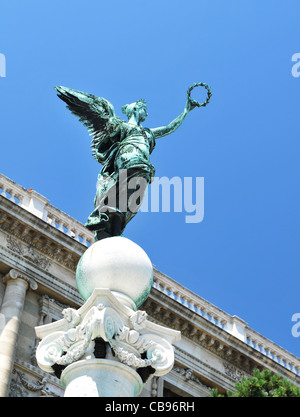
35, 237, 181, 398
0, 269, 38, 397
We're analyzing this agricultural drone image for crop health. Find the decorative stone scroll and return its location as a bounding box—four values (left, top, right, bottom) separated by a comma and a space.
35, 288, 180, 396
3, 269, 38, 290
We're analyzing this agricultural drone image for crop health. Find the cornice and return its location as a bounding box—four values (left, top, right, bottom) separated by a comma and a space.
0, 201, 87, 276
144, 289, 300, 386
0, 196, 87, 259
0, 244, 82, 307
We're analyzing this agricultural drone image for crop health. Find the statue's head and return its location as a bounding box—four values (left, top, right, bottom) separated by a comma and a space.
121, 99, 148, 123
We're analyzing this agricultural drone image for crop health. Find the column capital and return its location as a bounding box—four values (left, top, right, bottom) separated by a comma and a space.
3, 269, 38, 291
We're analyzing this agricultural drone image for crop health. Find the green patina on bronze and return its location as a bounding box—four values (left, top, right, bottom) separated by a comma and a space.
55, 83, 211, 241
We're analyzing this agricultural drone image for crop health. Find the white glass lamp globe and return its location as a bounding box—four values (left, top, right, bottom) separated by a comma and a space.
76, 237, 153, 309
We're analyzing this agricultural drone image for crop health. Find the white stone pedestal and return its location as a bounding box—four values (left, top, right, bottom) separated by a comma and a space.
61, 359, 143, 397
35, 237, 181, 397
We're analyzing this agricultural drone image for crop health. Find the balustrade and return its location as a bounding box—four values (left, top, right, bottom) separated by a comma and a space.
153, 270, 300, 376
0, 173, 93, 247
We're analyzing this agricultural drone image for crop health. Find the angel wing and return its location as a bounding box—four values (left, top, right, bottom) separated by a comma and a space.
54, 86, 123, 163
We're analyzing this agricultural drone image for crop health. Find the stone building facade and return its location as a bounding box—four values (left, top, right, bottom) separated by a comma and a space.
0, 172, 299, 397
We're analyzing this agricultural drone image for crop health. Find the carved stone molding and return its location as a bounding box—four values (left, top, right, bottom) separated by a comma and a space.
9, 367, 59, 397
174, 345, 230, 383
223, 362, 247, 382
1, 216, 80, 271
6, 235, 51, 271
144, 298, 257, 376
8, 380, 27, 397
13, 368, 47, 392
173, 365, 212, 392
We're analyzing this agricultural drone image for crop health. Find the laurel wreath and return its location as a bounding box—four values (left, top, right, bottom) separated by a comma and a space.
187, 82, 212, 108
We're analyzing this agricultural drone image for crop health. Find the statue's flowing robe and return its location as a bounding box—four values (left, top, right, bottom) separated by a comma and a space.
85, 119, 156, 240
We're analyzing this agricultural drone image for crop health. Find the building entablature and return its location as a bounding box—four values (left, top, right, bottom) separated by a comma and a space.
144, 286, 300, 388
0, 195, 88, 305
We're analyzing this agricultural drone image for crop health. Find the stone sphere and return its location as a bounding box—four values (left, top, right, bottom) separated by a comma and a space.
76, 237, 153, 308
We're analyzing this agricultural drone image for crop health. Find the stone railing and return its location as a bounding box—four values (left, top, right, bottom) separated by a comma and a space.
45, 203, 94, 247
153, 269, 231, 330
245, 328, 300, 376
0, 173, 94, 247
153, 269, 300, 376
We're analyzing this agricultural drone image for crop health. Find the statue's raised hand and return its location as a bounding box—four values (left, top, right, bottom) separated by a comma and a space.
186, 82, 212, 112
185, 97, 198, 113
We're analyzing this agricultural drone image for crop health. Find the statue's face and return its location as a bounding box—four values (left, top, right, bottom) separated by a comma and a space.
124, 102, 148, 123
138, 107, 148, 123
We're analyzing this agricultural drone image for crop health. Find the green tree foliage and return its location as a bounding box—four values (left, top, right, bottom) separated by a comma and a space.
211, 369, 300, 397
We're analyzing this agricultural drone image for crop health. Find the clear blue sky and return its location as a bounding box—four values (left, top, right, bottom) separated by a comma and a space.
1, 0, 300, 357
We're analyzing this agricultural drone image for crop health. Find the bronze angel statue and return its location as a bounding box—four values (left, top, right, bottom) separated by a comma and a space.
55, 83, 211, 241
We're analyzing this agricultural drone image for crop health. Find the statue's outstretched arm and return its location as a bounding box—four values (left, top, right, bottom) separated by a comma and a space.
151, 83, 212, 140
151, 99, 195, 140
